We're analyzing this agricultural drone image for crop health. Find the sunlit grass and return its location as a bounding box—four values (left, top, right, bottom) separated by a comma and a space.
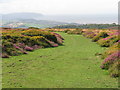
2, 32, 118, 88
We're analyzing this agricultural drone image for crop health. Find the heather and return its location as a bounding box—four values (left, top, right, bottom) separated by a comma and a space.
82, 31, 96, 38
2, 28, 64, 58
97, 35, 119, 47
67, 29, 83, 34
91, 32, 109, 42
101, 51, 120, 70
101, 51, 120, 77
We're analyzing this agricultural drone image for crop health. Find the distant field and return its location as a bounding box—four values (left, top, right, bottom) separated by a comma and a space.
2, 23, 53, 28
24, 23, 53, 28
2, 32, 118, 88
1, 19, 68, 28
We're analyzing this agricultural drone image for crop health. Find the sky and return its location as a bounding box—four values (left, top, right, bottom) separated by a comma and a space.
0, 0, 119, 15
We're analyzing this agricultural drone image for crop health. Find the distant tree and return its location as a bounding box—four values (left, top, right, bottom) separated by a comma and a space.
28, 27, 39, 29
52, 24, 118, 29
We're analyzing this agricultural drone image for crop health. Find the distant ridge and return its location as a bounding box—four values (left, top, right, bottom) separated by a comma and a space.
2, 19, 69, 28
2, 12, 43, 20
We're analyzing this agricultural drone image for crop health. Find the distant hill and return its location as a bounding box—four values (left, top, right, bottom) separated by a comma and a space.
20, 19, 67, 25
1, 12, 84, 29
1, 12, 69, 28
2, 12, 43, 20
2, 19, 68, 28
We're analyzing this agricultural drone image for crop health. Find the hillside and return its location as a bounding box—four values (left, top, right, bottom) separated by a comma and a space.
2, 19, 68, 28
1, 13, 69, 28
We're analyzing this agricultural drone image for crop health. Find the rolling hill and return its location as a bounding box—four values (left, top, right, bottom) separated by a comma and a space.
1, 12, 69, 28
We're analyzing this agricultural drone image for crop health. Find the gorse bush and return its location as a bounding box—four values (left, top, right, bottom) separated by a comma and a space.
97, 36, 119, 47
102, 42, 120, 59
21, 30, 58, 43
97, 39, 111, 47
108, 60, 120, 77
92, 32, 109, 42
82, 31, 96, 38
2, 28, 64, 58
67, 29, 83, 34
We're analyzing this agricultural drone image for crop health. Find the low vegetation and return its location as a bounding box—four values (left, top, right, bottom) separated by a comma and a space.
1, 28, 64, 58
2, 27, 119, 88
2, 32, 118, 88
48, 28, 119, 78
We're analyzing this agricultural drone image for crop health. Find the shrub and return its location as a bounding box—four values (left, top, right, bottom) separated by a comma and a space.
101, 42, 120, 59
2, 41, 18, 56
92, 32, 109, 42
30, 36, 51, 47
97, 35, 119, 47
64, 29, 70, 33
2, 28, 64, 58
51, 32, 64, 40
2, 40, 13, 48
51, 32, 64, 45
32, 45, 43, 50
10, 50, 23, 56
108, 60, 120, 77
83, 31, 96, 38
24, 46, 34, 51
47, 40, 58, 47
101, 51, 120, 70
21, 30, 58, 44
2, 53, 9, 58
97, 39, 111, 47
28, 27, 39, 29
67, 29, 83, 34
17, 43, 26, 48
110, 36, 119, 44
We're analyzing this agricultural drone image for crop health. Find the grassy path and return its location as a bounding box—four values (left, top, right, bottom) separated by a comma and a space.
2, 32, 118, 88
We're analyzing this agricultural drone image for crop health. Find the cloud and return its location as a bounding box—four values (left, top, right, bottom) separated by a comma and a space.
0, 0, 119, 15
0, 0, 14, 3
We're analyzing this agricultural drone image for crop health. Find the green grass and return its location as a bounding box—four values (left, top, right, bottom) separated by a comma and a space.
2, 32, 118, 88
24, 23, 52, 28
